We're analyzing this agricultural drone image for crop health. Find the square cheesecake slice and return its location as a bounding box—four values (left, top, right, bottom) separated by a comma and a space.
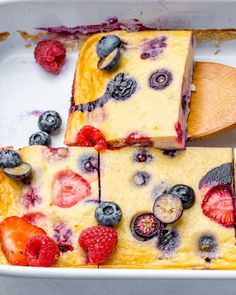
65, 30, 195, 149
99, 147, 236, 269
0, 146, 99, 267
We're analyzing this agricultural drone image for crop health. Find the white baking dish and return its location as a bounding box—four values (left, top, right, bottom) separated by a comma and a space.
0, 0, 236, 279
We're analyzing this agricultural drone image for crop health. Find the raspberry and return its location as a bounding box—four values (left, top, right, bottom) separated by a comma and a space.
34, 39, 66, 74
76, 125, 107, 151
78, 226, 118, 264
26, 235, 60, 267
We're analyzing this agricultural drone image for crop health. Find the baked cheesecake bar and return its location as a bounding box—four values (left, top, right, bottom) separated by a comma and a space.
99, 147, 236, 269
65, 30, 195, 149
0, 146, 99, 267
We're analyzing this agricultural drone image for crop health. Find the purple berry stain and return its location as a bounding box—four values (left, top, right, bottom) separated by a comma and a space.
27, 110, 43, 117
22, 187, 42, 210
53, 223, 74, 253
140, 36, 167, 60
157, 228, 180, 254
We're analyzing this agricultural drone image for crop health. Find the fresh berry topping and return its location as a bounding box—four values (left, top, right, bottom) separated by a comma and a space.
79, 154, 98, 174
22, 212, 46, 226
133, 171, 151, 186
198, 235, 217, 259
201, 185, 235, 228
175, 122, 183, 144
34, 39, 66, 74
0, 149, 21, 168
133, 149, 153, 163
152, 181, 169, 199
140, 36, 167, 60
26, 234, 60, 267
199, 163, 232, 197
131, 213, 160, 241
95, 201, 122, 227
0, 216, 46, 266
53, 223, 73, 253
169, 184, 195, 209
22, 187, 42, 210
29, 131, 52, 146
98, 47, 121, 71
149, 69, 172, 90
43, 147, 69, 160
106, 73, 137, 101
153, 194, 183, 224
3, 162, 32, 181
97, 35, 121, 58
157, 228, 180, 254
52, 169, 91, 208
38, 110, 62, 134
125, 132, 153, 147
162, 149, 178, 158
76, 125, 107, 151
78, 226, 118, 264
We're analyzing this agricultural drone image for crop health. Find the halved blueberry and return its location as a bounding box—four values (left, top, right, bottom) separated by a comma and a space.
0, 150, 22, 168
133, 149, 153, 163
131, 213, 160, 241
133, 171, 151, 186
153, 194, 183, 224
169, 184, 195, 209
79, 154, 98, 173
95, 201, 122, 227
149, 69, 172, 90
38, 110, 62, 134
3, 162, 32, 180
29, 131, 52, 146
97, 35, 121, 58
198, 235, 217, 260
98, 47, 121, 71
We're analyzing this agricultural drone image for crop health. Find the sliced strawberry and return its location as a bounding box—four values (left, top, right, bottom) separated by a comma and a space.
202, 185, 235, 228
75, 125, 107, 151
22, 212, 46, 226
52, 169, 91, 208
0, 216, 46, 265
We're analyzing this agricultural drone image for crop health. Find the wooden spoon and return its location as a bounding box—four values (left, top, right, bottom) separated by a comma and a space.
188, 62, 236, 140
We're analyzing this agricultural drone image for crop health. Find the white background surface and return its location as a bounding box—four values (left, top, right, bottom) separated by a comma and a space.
1, 0, 236, 293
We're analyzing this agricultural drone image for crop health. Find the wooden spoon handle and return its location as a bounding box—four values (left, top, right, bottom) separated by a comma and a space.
188, 62, 236, 140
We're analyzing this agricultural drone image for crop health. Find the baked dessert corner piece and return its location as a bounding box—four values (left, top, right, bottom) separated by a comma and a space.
0, 146, 99, 267
99, 147, 236, 269
65, 30, 195, 149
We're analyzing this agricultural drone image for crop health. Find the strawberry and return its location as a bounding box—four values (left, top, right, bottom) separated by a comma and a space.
0, 216, 46, 265
52, 169, 91, 208
125, 132, 153, 147
22, 212, 46, 226
78, 226, 118, 264
75, 125, 107, 151
26, 234, 60, 267
202, 185, 235, 227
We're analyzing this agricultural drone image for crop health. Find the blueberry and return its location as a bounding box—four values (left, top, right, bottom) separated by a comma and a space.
0, 150, 22, 168
153, 194, 183, 224
97, 35, 121, 58
133, 171, 151, 186
133, 149, 153, 163
169, 184, 195, 209
95, 201, 122, 227
3, 162, 32, 180
198, 235, 217, 254
131, 213, 160, 241
149, 69, 172, 90
157, 228, 180, 254
79, 154, 98, 173
29, 131, 51, 146
38, 110, 62, 133
106, 73, 137, 101
98, 47, 121, 71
